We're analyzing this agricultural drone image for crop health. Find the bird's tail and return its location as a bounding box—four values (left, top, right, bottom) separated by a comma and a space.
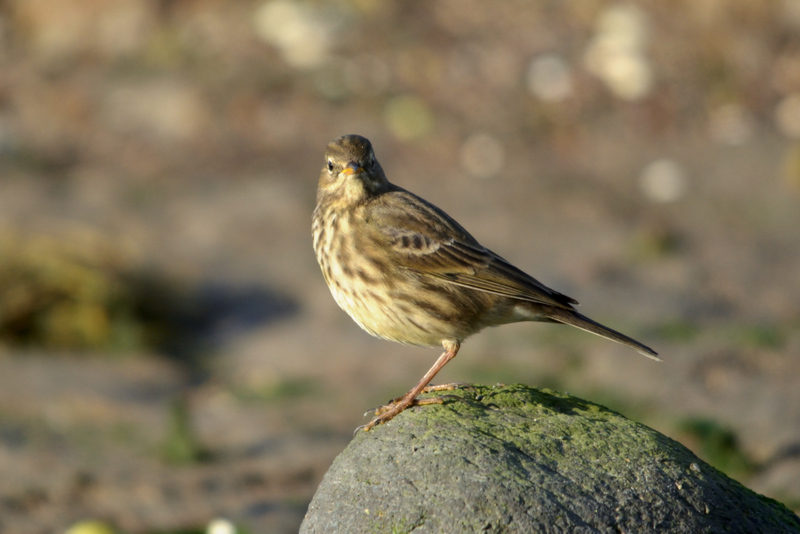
546, 307, 660, 361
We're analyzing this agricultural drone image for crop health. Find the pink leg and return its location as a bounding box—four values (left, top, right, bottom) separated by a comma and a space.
362, 340, 460, 431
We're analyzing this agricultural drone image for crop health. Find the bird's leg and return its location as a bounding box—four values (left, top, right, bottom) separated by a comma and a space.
362, 341, 460, 431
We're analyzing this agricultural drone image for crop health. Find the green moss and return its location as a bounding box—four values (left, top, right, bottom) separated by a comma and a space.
0, 228, 143, 351
407, 384, 676, 477
388, 512, 426, 534
308, 384, 800, 533
160, 396, 210, 465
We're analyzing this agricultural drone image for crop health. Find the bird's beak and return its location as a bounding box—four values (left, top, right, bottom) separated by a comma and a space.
342, 162, 365, 176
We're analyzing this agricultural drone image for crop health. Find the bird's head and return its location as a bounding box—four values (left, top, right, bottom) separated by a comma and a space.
317, 134, 389, 205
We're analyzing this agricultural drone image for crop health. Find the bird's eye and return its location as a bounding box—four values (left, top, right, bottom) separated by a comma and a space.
327, 160, 334, 173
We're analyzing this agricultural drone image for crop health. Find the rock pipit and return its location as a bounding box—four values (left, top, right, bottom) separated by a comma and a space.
312, 134, 658, 431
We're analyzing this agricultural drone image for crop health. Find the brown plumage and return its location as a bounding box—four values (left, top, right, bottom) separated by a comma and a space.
312, 134, 658, 431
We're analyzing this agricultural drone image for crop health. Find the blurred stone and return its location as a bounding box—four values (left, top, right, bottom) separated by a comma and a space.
383, 95, 434, 141
253, 0, 348, 70
313, 64, 350, 100
526, 54, 573, 102
433, 0, 493, 36
596, 4, 649, 48
771, 50, 800, 94
94, 2, 154, 59
774, 93, 800, 139
344, 55, 392, 96
584, 4, 653, 101
781, 142, 800, 190
639, 158, 687, 203
475, 45, 522, 90
257, 101, 306, 148
102, 80, 211, 143
11, 0, 154, 64
9, 76, 94, 161
0, 17, 11, 64
708, 103, 755, 145
782, 0, 800, 30
0, 115, 20, 156
459, 133, 505, 179
207, 518, 237, 534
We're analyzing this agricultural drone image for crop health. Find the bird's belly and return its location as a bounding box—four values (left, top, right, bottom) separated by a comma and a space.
328, 281, 447, 348
314, 209, 488, 347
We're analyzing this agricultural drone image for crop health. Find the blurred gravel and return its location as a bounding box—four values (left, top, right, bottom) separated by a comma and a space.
1, 1, 799, 532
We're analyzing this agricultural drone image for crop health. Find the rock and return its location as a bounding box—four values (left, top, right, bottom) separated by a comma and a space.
301, 385, 800, 533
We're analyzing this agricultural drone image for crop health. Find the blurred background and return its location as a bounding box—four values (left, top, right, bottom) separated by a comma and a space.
1, 0, 799, 532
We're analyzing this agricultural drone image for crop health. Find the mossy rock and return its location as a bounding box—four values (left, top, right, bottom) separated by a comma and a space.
301, 385, 800, 533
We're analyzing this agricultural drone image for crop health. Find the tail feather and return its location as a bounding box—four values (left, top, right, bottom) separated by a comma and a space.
546, 308, 660, 361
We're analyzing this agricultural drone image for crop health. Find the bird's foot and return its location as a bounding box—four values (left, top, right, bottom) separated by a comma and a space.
358, 395, 429, 432
378, 382, 471, 412
357, 383, 470, 432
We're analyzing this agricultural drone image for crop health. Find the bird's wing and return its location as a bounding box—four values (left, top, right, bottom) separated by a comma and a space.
369, 189, 578, 309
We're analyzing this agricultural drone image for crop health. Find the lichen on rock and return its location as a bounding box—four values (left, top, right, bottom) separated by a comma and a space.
301, 384, 800, 534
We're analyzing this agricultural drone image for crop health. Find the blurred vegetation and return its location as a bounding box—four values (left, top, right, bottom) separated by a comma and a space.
653, 319, 790, 350
65, 520, 118, 534
654, 320, 702, 342
628, 224, 686, 261
160, 396, 210, 465
233, 376, 318, 404
677, 417, 755, 481
732, 323, 787, 350
0, 227, 146, 351
0, 226, 296, 357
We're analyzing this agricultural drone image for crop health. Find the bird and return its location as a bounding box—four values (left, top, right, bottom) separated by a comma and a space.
312, 134, 659, 431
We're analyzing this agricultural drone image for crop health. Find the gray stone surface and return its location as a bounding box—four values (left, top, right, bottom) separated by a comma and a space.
301, 385, 800, 534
